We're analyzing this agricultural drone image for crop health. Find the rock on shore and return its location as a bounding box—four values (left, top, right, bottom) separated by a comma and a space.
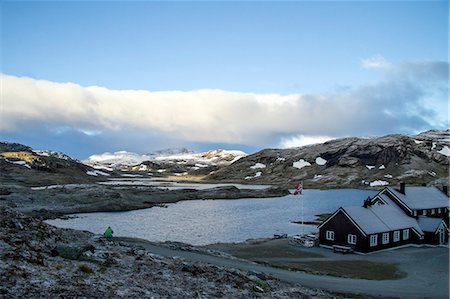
0, 208, 336, 298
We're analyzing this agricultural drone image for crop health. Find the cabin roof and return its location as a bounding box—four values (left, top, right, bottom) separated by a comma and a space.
417, 217, 444, 233
386, 187, 449, 210
342, 205, 423, 235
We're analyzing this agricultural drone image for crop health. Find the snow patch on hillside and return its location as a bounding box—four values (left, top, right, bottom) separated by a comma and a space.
437, 145, 450, 157
245, 171, 262, 180
250, 163, 266, 169
293, 159, 311, 169
370, 180, 389, 187
6, 159, 31, 169
86, 170, 110, 176
315, 157, 327, 165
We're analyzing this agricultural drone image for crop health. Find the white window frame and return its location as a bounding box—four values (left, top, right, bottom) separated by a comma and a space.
403, 229, 409, 240
393, 231, 400, 242
370, 234, 378, 247
431, 209, 435, 215
438, 208, 441, 214
347, 234, 357, 245
382, 232, 389, 244
413, 210, 417, 217
326, 230, 334, 241
422, 210, 427, 216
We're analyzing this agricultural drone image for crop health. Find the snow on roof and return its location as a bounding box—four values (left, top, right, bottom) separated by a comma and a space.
387, 187, 449, 210
417, 217, 443, 233
343, 205, 423, 235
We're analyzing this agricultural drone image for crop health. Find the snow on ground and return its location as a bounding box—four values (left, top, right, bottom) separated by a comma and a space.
315, 157, 327, 165
313, 174, 323, 179
138, 165, 148, 171
86, 151, 151, 166
86, 170, 110, 176
195, 163, 209, 168
33, 150, 73, 161
245, 171, 262, 180
276, 157, 286, 162
85, 149, 247, 169
413, 139, 424, 144
31, 185, 63, 191
370, 180, 389, 187
121, 174, 144, 177
378, 165, 386, 169
250, 163, 266, 169
5, 159, 31, 169
157, 169, 167, 173
91, 165, 114, 171
293, 159, 311, 169
437, 145, 450, 157
384, 174, 393, 178
431, 142, 436, 150
428, 171, 437, 177
366, 165, 375, 170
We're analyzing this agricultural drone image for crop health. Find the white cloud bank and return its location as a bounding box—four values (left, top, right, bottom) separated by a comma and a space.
1, 60, 448, 148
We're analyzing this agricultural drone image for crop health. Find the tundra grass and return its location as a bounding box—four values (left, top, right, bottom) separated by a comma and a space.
265, 260, 407, 280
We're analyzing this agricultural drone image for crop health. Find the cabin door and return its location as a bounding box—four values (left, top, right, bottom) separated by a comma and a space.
437, 226, 445, 244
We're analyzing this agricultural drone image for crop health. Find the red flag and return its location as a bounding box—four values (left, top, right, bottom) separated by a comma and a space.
294, 181, 303, 195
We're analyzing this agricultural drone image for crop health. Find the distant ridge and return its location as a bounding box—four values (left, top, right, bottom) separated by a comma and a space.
207, 130, 450, 189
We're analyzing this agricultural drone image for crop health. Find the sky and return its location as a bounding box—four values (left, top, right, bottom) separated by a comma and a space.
1, 0, 448, 159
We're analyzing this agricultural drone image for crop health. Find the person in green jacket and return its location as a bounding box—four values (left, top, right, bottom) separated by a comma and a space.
104, 226, 114, 240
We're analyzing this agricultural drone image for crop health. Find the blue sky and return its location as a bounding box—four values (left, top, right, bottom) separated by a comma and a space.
1, 1, 448, 158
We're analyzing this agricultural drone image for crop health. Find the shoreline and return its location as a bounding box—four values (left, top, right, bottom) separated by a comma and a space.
1, 182, 290, 220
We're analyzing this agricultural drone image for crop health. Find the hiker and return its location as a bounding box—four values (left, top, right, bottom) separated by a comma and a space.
104, 226, 114, 240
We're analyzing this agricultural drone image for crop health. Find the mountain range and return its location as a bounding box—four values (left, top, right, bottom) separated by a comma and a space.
1, 129, 449, 188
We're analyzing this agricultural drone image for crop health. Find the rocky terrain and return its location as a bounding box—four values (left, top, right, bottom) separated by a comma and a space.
84, 148, 247, 178
0, 142, 106, 186
0, 184, 287, 219
0, 207, 337, 298
208, 130, 450, 189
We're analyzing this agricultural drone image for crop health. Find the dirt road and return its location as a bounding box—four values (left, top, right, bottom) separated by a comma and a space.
119, 238, 449, 298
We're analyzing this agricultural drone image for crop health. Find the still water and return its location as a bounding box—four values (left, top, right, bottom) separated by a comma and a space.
47, 189, 376, 245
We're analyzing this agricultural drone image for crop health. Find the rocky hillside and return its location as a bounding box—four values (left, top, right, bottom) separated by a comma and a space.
0, 208, 334, 298
84, 149, 247, 177
0, 142, 109, 186
207, 130, 450, 189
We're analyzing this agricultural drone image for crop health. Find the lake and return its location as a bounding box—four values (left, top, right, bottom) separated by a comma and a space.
46, 189, 376, 245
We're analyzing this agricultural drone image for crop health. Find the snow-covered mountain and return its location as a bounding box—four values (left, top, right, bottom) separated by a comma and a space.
83, 148, 247, 174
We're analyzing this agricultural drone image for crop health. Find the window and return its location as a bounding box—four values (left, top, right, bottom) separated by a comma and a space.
438, 208, 441, 214
422, 210, 427, 216
370, 235, 378, 247
403, 229, 409, 240
431, 209, 435, 215
347, 234, 357, 245
413, 210, 417, 217
326, 230, 334, 241
393, 231, 400, 242
382, 233, 389, 244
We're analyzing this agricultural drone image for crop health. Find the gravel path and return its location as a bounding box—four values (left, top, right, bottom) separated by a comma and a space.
120, 238, 449, 298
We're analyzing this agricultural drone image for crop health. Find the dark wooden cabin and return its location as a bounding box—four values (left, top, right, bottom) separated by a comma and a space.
318, 205, 423, 253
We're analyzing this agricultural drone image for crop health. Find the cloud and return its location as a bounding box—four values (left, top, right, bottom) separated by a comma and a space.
279, 135, 333, 148
360, 54, 391, 69
1, 60, 448, 152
